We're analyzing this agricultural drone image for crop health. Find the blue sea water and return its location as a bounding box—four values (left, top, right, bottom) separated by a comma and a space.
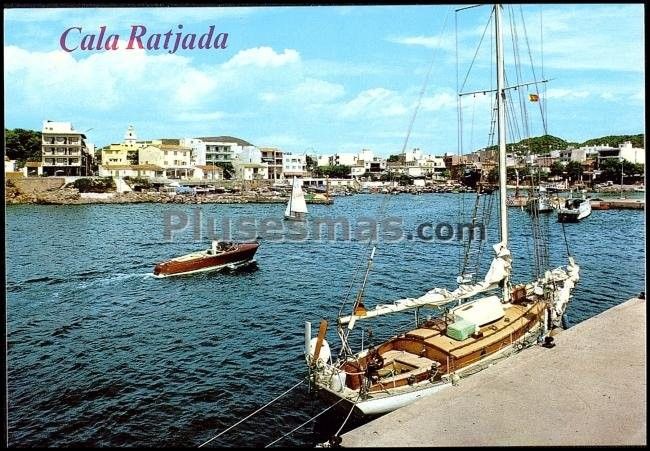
5, 194, 646, 447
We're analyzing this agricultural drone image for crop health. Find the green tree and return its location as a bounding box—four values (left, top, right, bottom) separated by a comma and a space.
596, 159, 644, 183
387, 154, 402, 163
305, 155, 316, 170
5, 128, 42, 165
313, 165, 351, 178
550, 161, 566, 177
565, 161, 584, 182
213, 162, 235, 180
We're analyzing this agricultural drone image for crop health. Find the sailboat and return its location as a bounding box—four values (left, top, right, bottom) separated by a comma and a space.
304, 4, 580, 418
284, 176, 308, 221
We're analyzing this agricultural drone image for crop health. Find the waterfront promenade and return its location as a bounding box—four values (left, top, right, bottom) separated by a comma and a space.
340, 296, 646, 447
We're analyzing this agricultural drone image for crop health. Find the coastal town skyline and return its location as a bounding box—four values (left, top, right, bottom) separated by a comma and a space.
4, 4, 645, 156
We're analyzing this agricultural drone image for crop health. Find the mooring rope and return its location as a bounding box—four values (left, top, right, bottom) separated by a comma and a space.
198, 379, 305, 448
334, 392, 362, 438
264, 398, 345, 448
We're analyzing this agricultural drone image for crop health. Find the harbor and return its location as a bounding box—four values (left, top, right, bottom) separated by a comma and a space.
340, 295, 646, 447
6, 195, 646, 447
5, 3, 645, 449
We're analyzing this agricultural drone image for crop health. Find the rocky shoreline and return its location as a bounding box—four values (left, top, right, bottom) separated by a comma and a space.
5, 182, 643, 206
5, 186, 289, 205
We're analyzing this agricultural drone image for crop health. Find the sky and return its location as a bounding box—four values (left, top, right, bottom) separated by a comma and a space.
4, 4, 645, 157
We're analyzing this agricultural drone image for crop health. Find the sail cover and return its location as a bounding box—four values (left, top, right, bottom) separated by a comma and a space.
339, 241, 512, 328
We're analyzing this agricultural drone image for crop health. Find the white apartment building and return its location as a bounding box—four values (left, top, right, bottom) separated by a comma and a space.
41, 120, 93, 176
282, 153, 308, 177
260, 147, 284, 180
596, 141, 645, 165
232, 146, 269, 180
329, 153, 358, 166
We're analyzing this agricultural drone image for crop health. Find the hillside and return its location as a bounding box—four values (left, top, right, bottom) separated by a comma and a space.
483, 133, 643, 155
580, 134, 644, 149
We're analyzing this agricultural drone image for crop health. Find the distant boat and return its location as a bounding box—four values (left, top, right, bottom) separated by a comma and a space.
526, 187, 553, 213
284, 176, 308, 221
557, 192, 591, 222
153, 240, 259, 277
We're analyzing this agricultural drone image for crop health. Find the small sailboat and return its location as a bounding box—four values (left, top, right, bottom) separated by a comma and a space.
304, 4, 580, 419
284, 176, 308, 221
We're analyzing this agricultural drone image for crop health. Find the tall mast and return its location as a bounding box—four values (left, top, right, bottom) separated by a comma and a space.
495, 4, 510, 302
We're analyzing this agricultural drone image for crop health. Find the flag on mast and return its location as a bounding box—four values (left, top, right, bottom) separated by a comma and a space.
529, 93, 540, 102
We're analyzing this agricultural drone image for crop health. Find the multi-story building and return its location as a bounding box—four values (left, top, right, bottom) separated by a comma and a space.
138, 139, 193, 179
282, 153, 308, 178
41, 120, 93, 176
232, 147, 268, 180
260, 147, 284, 180
194, 136, 256, 166
101, 125, 142, 166
596, 141, 645, 165
329, 153, 358, 167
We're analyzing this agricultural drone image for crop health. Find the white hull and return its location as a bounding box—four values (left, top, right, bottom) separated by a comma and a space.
284, 214, 306, 221
315, 323, 544, 416
319, 378, 453, 416
558, 199, 591, 222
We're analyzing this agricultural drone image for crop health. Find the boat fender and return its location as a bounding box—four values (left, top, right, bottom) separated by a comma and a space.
329, 369, 346, 393
309, 337, 331, 366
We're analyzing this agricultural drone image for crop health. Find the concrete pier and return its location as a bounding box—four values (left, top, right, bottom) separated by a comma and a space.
591, 198, 645, 210
341, 297, 646, 447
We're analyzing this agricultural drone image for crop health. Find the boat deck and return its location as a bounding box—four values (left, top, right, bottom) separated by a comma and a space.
171, 251, 209, 262
421, 302, 543, 358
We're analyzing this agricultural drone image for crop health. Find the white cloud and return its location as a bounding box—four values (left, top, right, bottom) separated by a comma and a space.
223, 47, 299, 69
341, 88, 409, 118
261, 78, 345, 106
420, 91, 456, 112
521, 5, 644, 73
545, 88, 590, 100
4, 45, 217, 113
388, 35, 455, 52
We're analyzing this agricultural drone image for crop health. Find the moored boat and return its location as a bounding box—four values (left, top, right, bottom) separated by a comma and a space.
153, 240, 259, 277
557, 193, 591, 222
304, 3, 580, 423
